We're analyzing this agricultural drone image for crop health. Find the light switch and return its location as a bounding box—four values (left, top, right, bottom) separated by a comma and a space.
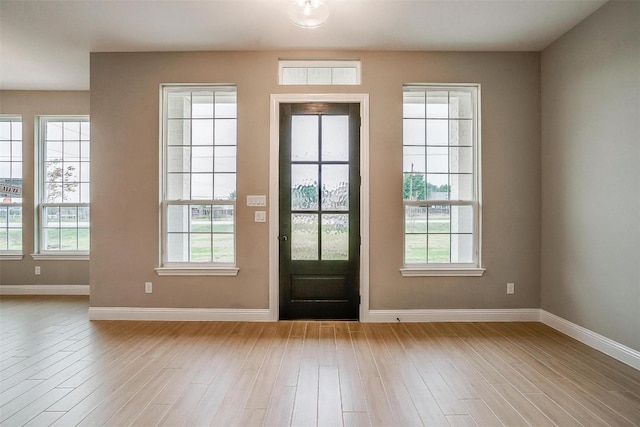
247, 195, 267, 207
255, 211, 267, 222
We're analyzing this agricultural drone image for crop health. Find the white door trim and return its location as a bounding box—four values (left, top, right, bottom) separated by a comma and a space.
269, 94, 370, 321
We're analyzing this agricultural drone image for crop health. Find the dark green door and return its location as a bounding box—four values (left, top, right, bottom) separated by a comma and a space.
279, 103, 360, 320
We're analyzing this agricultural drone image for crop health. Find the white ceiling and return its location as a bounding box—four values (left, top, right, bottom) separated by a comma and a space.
0, 0, 607, 90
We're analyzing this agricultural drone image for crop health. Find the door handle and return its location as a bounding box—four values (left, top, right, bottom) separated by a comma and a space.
278, 235, 288, 241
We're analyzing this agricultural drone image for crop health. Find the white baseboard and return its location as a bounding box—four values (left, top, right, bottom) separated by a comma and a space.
88, 306, 272, 322
540, 310, 640, 371
0, 285, 90, 296
366, 308, 540, 323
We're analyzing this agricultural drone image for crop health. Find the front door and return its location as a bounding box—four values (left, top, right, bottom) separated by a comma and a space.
279, 103, 360, 320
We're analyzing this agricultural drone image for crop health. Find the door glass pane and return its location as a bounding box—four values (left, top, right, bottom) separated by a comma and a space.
321, 115, 349, 161
291, 164, 318, 210
291, 213, 318, 260
291, 116, 318, 161
321, 164, 348, 211
321, 214, 348, 260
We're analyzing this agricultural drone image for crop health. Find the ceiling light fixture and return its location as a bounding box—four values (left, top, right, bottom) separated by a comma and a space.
288, 0, 330, 29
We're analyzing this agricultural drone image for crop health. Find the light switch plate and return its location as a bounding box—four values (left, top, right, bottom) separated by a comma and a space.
247, 195, 267, 207
254, 211, 267, 222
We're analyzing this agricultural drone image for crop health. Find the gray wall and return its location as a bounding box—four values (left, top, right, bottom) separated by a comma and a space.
90, 50, 541, 310
541, 1, 640, 351
0, 91, 90, 287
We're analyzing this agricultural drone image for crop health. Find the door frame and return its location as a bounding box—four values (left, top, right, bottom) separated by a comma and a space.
269, 93, 370, 321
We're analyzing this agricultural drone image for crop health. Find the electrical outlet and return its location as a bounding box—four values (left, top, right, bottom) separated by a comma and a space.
507, 282, 515, 294
35, 266, 41, 275
145, 282, 153, 293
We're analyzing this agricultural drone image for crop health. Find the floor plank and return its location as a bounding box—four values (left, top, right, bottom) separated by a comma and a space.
1, 295, 639, 427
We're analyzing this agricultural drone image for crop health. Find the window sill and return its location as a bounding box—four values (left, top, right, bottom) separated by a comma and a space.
400, 267, 486, 277
155, 266, 240, 276
31, 253, 90, 261
0, 254, 24, 261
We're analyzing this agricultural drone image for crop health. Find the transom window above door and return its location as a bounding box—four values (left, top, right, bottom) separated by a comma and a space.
279, 60, 361, 85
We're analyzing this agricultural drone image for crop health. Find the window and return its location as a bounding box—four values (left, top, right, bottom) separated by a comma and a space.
157, 85, 238, 276
279, 60, 361, 85
37, 117, 90, 257
0, 116, 23, 257
401, 85, 484, 276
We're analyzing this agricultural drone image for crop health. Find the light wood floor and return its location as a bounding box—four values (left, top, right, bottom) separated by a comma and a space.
0, 296, 639, 426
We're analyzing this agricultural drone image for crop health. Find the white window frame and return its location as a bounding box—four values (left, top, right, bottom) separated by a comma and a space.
0, 115, 24, 260
400, 84, 484, 277
279, 60, 361, 85
34, 116, 90, 260
156, 84, 239, 276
